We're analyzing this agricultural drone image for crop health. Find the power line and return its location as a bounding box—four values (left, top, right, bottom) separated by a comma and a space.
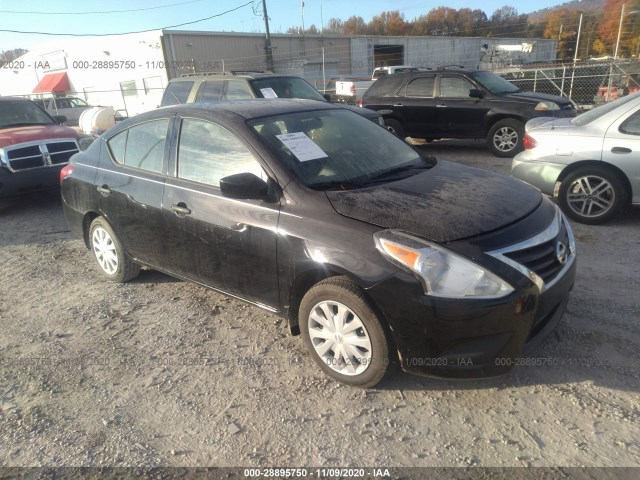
0, 0, 208, 15
0, 1, 255, 36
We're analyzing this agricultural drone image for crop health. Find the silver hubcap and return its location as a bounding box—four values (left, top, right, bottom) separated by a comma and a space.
92, 227, 118, 275
566, 175, 615, 218
493, 126, 518, 152
308, 301, 372, 376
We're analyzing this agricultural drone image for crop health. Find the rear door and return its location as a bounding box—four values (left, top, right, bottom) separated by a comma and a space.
162, 116, 280, 307
96, 117, 172, 264
397, 75, 437, 137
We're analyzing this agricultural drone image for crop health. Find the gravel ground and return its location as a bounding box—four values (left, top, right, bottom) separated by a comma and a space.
1, 140, 639, 469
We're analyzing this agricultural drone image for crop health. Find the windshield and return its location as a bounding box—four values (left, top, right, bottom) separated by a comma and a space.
572, 92, 640, 126
249, 109, 428, 189
0, 100, 55, 128
251, 77, 326, 101
470, 71, 520, 94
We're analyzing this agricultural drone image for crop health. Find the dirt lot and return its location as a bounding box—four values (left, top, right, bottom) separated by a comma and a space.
1, 140, 639, 469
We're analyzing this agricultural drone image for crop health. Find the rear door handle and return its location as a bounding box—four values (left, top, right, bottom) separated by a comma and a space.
393, 103, 403, 107
171, 203, 191, 216
97, 185, 111, 196
611, 147, 632, 154
436, 103, 447, 108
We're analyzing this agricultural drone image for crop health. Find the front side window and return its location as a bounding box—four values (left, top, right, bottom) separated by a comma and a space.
177, 118, 264, 187
440, 76, 474, 98
224, 81, 253, 100
106, 118, 169, 173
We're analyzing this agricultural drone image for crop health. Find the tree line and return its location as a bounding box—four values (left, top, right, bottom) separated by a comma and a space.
288, 0, 640, 60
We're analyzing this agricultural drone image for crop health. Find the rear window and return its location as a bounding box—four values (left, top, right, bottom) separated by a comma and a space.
161, 81, 194, 106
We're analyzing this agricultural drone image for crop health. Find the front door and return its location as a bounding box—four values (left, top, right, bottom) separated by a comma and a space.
162, 117, 280, 308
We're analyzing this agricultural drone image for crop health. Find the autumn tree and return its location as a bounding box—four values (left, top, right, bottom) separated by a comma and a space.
425, 7, 458, 35
598, 0, 640, 57
343, 16, 367, 35
368, 11, 408, 36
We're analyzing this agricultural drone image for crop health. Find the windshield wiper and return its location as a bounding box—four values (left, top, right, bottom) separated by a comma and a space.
308, 179, 371, 191
361, 160, 434, 184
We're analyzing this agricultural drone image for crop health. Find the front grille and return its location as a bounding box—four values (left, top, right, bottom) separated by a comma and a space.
3, 139, 79, 172
504, 221, 570, 284
488, 210, 575, 292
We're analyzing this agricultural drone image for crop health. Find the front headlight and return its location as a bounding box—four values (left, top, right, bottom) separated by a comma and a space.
374, 230, 514, 299
534, 101, 560, 111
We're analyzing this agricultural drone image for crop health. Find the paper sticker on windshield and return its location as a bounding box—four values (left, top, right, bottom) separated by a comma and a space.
260, 88, 278, 98
276, 132, 328, 162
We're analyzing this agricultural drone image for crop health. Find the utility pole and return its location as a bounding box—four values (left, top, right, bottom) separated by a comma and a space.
262, 0, 275, 72
614, 3, 625, 59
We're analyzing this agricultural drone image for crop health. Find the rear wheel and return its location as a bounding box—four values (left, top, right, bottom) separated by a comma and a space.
89, 217, 140, 282
558, 166, 628, 224
487, 119, 524, 157
299, 278, 390, 388
384, 119, 405, 139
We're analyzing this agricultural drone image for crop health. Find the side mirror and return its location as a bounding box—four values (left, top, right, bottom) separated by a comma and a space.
220, 172, 269, 200
52, 115, 67, 124
469, 89, 484, 99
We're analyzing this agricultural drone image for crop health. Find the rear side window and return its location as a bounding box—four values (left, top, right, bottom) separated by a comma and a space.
177, 118, 265, 187
107, 119, 169, 173
196, 80, 224, 103
405, 77, 435, 97
161, 81, 193, 106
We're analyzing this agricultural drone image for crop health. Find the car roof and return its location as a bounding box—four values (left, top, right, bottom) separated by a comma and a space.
0, 96, 32, 102
170, 72, 304, 82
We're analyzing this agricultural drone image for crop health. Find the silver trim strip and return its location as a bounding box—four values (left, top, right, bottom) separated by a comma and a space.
487, 207, 576, 293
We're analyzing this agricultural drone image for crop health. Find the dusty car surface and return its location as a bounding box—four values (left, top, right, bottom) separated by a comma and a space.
0, 96, 87, 198
362, 67, 577, 157
61, 99, 576, 388
512, 92, 640, 224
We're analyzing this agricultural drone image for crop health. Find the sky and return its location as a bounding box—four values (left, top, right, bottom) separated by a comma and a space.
0, 0, 566, 52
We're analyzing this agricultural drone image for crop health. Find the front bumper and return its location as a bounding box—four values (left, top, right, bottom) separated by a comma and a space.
0, 165, 64, 198
366, 208, 577, 379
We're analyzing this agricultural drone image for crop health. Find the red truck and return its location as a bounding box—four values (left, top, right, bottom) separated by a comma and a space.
0, 96, 89, 198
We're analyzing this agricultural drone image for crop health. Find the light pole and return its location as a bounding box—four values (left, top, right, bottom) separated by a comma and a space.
614, 4, 640, 59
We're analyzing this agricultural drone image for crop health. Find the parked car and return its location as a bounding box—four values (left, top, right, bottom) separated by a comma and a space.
372, 65, 420, 79
32, 96, 93, 126
512, 92, 640, 224
0, 96, 89, 198
361, 67, 577, 157
61, 100, 576, 388
160, 71, 384, 126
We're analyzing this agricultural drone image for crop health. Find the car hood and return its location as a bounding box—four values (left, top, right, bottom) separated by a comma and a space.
325, 160, 542, 242
507, 90, 574, 107
0, 124, 81, 148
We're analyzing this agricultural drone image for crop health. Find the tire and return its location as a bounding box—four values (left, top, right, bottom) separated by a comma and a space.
384, 119, 405, 139
299, 278, 391, 388
89, 217, 140, 283
487, 119, 524, 157
557, 166, 628, 224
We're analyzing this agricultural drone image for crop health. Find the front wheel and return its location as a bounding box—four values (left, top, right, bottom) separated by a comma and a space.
89, 217, 140, 282
299, 278, 390, 388
487, 119, 524, 157
557, 166, 628, 224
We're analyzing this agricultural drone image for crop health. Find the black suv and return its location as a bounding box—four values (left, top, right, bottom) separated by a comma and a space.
160, 71, 384, 125
362, 68, 577, 157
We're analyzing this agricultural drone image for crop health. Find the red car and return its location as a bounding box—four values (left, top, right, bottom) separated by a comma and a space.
0, 96, 89, 198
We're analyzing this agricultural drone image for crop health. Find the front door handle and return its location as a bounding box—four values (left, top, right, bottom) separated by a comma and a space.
436, 103, 447, 108
171, 203, 191, 216
611, 146, 632, 154
393, 103, 404, 107
97, 185, 111, 196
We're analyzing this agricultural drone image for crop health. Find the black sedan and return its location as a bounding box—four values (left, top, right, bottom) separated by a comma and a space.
61, 99, 576, 388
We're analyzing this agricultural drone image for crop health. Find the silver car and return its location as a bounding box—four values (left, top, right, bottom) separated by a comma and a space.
33, 96, 92, 126
512, 92, 640, 224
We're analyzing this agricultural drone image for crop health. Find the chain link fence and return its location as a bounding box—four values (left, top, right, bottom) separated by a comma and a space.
496, 60, 640, 109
